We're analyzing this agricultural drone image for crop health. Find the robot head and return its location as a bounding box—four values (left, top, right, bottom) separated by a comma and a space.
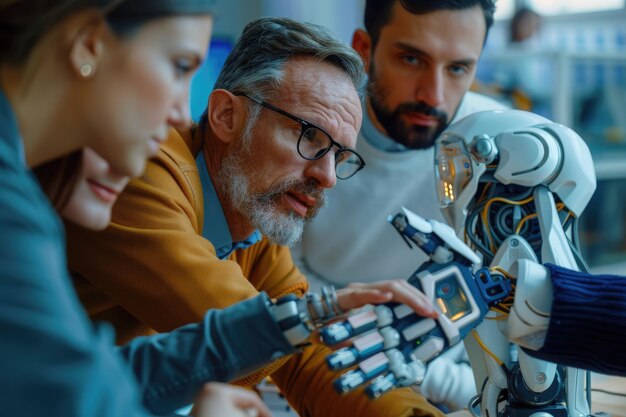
434, 110, 596, 238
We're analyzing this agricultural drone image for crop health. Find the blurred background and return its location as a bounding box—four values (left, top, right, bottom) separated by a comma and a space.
190, 0, 626, 274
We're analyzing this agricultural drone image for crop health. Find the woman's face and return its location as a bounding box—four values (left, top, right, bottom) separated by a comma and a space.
81, 15, 212, 178
61, 148, 129, 230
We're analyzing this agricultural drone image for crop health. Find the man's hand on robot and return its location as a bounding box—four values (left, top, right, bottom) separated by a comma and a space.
335, 280, 439, 319
269, 279, 439, 358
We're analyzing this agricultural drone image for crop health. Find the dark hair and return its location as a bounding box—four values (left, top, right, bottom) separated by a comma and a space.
0, 0, 214, 66
364, 0, 497, 46
33, 151, 83, 211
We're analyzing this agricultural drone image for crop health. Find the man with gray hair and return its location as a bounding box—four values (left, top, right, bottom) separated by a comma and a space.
66, 17, 444, 417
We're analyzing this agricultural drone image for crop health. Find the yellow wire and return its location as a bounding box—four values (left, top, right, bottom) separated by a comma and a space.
514, 202, 568, 234
476, 182, 492, 204
562, 209, 574, 225
515, 213, 537, 234
471, 330, 504, 366
476, 194, 576, 258
489, 266, 514, 279
488, 306, 509, 314
486, 314, 509, 320
485, 195, 535, 208
481, 209, 496, 252
481, 196, 535, 252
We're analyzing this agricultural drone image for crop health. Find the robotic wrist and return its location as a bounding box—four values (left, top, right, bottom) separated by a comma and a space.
505, 259, 553, 350
269, 286, 345, 348
306, 285, 344, 322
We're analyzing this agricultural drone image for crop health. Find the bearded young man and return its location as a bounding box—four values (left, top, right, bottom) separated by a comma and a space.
293, 0, 507, 412
65, 17, 445, 417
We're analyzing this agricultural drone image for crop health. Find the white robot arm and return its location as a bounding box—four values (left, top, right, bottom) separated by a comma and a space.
435, 110, 596, 417
319, 110, 600, 417
505, 258, 553, 351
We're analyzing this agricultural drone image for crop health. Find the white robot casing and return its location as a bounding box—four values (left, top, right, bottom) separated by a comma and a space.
435, 109, 596, 235
432, 109, 597, 417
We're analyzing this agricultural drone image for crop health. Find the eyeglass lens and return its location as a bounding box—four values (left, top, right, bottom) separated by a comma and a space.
298, 127, 362, 179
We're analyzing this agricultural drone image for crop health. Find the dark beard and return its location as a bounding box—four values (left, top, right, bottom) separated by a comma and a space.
367, 69, 449, 150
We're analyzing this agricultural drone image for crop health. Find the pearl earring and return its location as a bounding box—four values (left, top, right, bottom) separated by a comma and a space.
80, 64, 93, 78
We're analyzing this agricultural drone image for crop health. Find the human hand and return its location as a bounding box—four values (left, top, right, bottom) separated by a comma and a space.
193, 383, 272, 417
336, 280, 439, 318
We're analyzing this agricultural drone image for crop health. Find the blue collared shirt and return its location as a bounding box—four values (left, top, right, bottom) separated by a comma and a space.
196, 151, 261, 259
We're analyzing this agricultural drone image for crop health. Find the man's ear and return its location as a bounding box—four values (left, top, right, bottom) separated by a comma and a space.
352, 29, 372, 73
208, 89, 245, 144
68, 11, 107, 78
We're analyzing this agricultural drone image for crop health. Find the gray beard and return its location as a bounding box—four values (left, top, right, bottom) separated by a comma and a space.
216, 151, 306, 247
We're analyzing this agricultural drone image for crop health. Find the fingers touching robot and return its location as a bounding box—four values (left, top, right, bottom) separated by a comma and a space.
309, 110, 606, 417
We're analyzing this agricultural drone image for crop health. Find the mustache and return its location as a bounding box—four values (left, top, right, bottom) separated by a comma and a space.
396, 101, 448, 121
258, 178, 327, 216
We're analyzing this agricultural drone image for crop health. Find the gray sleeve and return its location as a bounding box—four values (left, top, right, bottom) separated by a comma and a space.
118, 292, 296, 415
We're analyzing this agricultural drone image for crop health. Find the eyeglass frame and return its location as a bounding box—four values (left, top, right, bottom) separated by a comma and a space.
233, 92, 366, 179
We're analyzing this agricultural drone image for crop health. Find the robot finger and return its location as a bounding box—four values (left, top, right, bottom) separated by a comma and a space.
320, 305, 393, 345
326, 330, 383, 370
331, 346, 427, 396
365, 373, 398, 399
326, 326, 403, 370
364, 351, 427, 399
332, 351, 390, 394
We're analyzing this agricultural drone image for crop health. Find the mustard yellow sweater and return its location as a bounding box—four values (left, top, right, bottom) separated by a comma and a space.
66, 127, 443, 417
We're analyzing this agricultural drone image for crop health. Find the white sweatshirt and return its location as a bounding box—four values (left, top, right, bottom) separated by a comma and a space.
293, 91, 507, 411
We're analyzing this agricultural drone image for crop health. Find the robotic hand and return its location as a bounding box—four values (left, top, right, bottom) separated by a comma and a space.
269, 285, 345, 349
320, 208, 511, 399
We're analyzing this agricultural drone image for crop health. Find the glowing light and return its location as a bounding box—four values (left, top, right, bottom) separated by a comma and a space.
444, 182, 455, 201
436, 298, 448, 315
450, 311, 465, 322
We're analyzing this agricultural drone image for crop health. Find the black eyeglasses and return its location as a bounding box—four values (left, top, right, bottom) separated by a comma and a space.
234, 92, 365, 180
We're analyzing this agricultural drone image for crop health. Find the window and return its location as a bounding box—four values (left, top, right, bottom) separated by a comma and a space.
527, 0, 625, 16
